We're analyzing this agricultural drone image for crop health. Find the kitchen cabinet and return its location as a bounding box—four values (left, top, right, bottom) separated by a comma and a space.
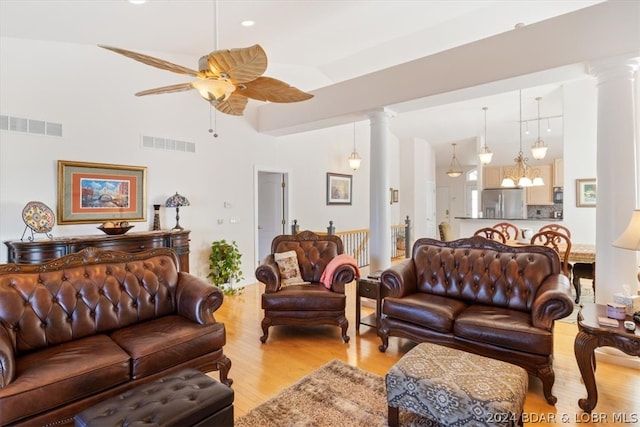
553, 158, 564, 187
483, 166, 504, 188
526, 164, 554, 205
4, 230, 191, 272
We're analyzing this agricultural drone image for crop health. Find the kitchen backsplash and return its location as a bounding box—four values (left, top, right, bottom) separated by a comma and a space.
527, 204, 563, 219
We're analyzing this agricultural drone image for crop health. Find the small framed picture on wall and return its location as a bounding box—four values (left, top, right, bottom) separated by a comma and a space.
576, 178, 596, 207
326, 173, 352, 205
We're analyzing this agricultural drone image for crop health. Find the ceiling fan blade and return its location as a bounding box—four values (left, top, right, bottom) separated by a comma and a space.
135, 83, 195, 97
201, 44, 268, 84
214, 93, 249, 116
100, 45, 201, 77
237, 76, 314, 103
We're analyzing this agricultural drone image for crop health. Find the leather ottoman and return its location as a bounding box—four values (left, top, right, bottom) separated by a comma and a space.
74, 369, 234, 427
386, 343, 528, 427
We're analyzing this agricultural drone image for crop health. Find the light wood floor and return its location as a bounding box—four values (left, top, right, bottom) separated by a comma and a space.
214, 281, 640, 426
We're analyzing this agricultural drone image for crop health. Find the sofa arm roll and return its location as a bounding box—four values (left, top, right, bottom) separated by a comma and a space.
531, 274, 574, 330
0, 326, 15, 388
255, 255, 281, 293
380, 259, 417, 298
175, 272, 225, 324
329, 265, 357, 294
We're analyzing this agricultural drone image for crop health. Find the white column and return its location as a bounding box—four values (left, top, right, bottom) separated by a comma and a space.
590, 54, 640, 302
368, 108, 395, 272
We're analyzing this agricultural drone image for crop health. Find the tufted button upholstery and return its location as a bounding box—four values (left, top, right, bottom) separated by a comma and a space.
0, 251, 178, 354
0, 247, 231, 426
74, 369, 234, 427
255, 231, 357, 343
378, 236, 574, 406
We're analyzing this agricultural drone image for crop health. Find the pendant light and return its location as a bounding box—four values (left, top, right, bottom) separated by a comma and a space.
501, 91, 544, 187
478, 107, 493, 164
348, 123, 361, 171
446, 143, 463, 178
531, 96, 548, 160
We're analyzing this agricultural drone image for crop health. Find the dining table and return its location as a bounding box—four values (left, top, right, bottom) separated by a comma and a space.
506, 240, 596, 301
506, 240, 595, 263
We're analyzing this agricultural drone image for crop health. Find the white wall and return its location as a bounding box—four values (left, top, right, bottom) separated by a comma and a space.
0, 37, 382, 285
561, 78, 598, 244
399, 137, 436, 241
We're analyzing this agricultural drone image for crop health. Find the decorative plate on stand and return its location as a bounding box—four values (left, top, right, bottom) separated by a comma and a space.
22, 201, 55, 240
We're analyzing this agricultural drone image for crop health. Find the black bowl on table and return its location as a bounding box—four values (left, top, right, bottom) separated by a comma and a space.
97, 225, 134, 235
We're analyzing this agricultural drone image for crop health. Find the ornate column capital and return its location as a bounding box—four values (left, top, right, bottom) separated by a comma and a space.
589, 53, 640, 83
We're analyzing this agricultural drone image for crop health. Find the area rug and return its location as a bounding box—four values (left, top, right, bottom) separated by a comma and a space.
235, 359, 435, 427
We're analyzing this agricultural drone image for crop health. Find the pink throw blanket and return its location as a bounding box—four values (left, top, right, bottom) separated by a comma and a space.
320, 254, 360, 289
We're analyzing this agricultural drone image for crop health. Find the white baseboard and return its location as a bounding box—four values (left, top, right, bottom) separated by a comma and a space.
595, 347, 640, 370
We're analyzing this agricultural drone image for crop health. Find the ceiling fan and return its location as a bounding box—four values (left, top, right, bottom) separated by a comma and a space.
99, 44, 313, 116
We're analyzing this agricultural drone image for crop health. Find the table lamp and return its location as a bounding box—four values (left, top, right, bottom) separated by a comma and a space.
612, 209, 640, 284
165, 192, 190, 230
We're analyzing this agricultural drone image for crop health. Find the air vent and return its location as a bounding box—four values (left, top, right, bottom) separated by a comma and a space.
141, 134, 196, 154
0, 115, 62, 137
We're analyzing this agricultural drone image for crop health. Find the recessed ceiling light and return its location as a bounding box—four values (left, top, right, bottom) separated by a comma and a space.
128, 0, 147, 4
241, 20, 255, 27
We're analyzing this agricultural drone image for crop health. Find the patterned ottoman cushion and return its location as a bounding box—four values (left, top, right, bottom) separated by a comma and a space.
386, 343, 528, 427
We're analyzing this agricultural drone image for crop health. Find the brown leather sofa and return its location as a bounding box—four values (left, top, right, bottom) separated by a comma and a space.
378, 236, 573, 405
0, 247, 232, 426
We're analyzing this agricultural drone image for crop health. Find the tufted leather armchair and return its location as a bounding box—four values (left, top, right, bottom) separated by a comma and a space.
255, 231, 357, 343
0, 247, 231, 426
378, 236, 574, 405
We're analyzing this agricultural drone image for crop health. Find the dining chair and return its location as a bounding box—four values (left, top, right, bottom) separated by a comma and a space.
539, 224, 572, 238
473, 227, 507, 243
492, 222, 519, 240
530, 229, 572, 278
439, 221, 454, 241
538, 223, 582, 299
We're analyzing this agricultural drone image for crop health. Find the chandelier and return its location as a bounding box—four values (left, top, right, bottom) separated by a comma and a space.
446, 143, 463, 178
501, 91, 544, 187
478, 106, 493, 164
531, 96, 548, 160
347, 123, 361, 171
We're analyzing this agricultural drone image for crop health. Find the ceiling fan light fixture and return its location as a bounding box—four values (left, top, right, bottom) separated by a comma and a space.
192, 79, 236, 103
446, 143, 463, 178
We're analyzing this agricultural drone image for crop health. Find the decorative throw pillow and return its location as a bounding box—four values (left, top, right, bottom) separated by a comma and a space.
274, 250, 305, 286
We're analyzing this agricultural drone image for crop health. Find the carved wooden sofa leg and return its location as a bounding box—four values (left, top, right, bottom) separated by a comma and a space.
260, 318, 271, 343
539, 366, 557, 405
339, 316, 350, 343
378, 329, 389, 352
217, 355, 233, 386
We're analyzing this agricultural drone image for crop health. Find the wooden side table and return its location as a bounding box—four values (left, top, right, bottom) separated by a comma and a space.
356, 277, 382, 331
575, 303, 640, 413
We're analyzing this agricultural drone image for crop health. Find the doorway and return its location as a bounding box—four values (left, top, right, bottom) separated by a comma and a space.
257, 170, 288, 266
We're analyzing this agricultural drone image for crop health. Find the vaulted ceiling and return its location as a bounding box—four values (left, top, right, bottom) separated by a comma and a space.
0, 0, 606, 165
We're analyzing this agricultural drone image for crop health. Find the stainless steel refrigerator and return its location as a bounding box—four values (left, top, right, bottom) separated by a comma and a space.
481, 188, 527, 219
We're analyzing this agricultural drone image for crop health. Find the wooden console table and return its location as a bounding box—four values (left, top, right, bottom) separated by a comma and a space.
575, 303, 640, 413
4, 230, 191, 272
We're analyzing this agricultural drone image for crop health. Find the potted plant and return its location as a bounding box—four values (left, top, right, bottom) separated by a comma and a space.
207, 239, 244, 295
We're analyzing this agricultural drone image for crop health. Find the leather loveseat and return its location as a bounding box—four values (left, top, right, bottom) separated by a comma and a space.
0, 247, 232, 426
378, 236, 573, 405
